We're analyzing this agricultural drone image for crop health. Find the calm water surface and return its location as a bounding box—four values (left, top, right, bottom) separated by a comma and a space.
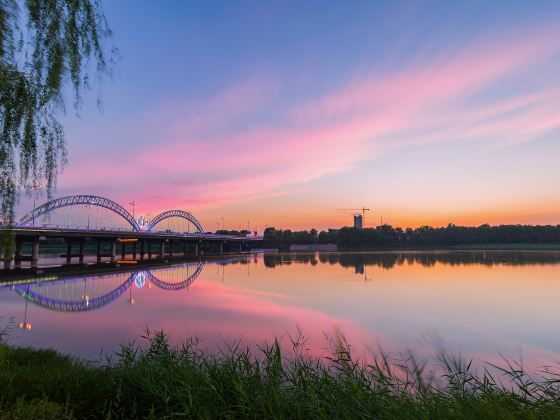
1, 251, 560, 368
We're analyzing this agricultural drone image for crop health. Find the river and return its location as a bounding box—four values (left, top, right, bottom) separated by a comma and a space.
1, 250, 560, 370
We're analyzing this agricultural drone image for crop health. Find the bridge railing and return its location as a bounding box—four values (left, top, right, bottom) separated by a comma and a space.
11, 224, 140, 233
6, 224, 263, 239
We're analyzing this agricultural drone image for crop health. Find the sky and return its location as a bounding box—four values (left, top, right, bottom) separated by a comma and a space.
18, 0, 560, 231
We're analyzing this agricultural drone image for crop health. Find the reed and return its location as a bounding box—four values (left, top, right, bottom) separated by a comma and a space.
1, 329, 560, 419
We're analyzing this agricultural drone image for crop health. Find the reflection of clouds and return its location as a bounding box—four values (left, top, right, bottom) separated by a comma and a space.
233, 287, 303, 301
175, 281, 391, 360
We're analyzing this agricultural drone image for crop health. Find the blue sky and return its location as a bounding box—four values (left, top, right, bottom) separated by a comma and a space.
24, 0, 560, 230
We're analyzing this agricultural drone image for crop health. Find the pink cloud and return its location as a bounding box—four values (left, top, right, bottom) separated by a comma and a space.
57, 24, 560, 218
295, 26, 560, 121
159, 74, 279, 139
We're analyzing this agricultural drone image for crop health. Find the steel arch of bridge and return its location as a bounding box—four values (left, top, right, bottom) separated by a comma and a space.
146, 210, 205, 234
13, 265, 205, 312
16, 195, 140, 231
145, 263, 204, 291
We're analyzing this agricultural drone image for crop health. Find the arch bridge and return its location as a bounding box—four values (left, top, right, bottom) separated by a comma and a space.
15, 194, 205, 234
11, 262, 205, 312
2, 194, 263, 270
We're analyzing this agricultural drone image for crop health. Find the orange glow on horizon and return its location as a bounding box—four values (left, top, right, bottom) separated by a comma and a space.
197, 199, 560, 232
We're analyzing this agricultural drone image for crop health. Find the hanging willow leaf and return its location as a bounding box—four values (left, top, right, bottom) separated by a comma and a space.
0, 0, 114, 258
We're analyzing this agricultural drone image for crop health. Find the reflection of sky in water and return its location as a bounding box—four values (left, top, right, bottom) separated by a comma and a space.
2, 251, 560, 369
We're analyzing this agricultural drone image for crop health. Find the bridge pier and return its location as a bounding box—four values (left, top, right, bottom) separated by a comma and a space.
159, 241, 165, 259
139, 240, 145, 260
14, 239, 22, 269
31, 238, 40, 269
2, 253, 11, 270
220, 242, 224, 254
121, 242, 126, 259
195, 242, 199, 256
66, 241, 72, 264
79, 239, 85, 264
132, 242, 137, 259
96, 241, 102, 263
110, 241, 117, 263
147, 240, 152, 259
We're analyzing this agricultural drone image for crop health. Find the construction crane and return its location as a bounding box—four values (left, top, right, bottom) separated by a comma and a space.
337, 206, 371, 227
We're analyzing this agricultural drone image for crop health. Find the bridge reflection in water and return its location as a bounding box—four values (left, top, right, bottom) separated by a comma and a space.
9, 251, 560, 314
11, 262, 205, 313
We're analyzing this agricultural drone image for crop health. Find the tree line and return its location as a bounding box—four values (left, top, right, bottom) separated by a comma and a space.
263, 224, 560, 249
262, 250, 560, 269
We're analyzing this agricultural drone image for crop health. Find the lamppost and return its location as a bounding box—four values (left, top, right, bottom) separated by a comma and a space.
27, 184, 43, 227
81, 278, 90, 307
85, 204, 91, 230
129, 200, 137, 220
19, 286, 32, 331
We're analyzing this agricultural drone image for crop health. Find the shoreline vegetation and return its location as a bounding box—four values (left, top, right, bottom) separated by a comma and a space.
2, 329, 560, 419
262, 224, 560, 250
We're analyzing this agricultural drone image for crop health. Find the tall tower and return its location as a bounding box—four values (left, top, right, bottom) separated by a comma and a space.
354, 214, 363, 229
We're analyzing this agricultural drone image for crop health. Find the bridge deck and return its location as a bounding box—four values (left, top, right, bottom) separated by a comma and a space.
1, 226, 263, 242
1, 227, 263, 271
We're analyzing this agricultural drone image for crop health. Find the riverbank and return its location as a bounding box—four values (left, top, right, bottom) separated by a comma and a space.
1, 331, 560, 419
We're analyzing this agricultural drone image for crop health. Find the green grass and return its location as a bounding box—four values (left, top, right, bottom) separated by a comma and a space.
2, 329, 560, 419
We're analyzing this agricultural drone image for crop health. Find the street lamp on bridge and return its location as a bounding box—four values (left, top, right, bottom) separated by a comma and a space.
129, 200, 137, 220
85, 204, 92, 230
26, 184, 43, 227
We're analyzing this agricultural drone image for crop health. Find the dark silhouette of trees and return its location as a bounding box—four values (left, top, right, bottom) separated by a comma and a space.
264, 224, 560, 250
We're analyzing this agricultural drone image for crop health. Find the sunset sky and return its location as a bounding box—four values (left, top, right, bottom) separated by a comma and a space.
19, 1, 560, 231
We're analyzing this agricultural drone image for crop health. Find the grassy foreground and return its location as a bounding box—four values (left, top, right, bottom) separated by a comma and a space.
2, 331, 560, 419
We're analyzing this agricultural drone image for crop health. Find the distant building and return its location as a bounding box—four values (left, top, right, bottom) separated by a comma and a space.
354, 214, 363, 229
